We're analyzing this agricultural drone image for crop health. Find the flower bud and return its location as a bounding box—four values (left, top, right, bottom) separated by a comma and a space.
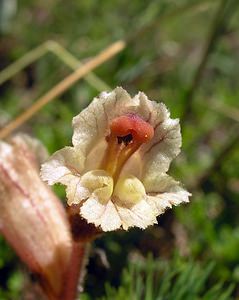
0, 135, 73, 298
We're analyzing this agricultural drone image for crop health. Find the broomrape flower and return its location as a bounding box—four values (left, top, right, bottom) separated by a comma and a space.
41, 87, 190, 231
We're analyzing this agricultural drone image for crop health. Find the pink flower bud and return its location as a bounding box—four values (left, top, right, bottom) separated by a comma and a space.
0, 135, 73, 298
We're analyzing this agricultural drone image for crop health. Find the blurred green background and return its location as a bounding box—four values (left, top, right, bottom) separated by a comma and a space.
0, 0, 239, 299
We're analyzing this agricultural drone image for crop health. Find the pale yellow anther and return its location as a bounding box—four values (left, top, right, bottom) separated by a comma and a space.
80, 170, 113, 203
114, 175, 146, 205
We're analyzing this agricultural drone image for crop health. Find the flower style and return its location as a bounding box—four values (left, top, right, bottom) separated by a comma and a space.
41, 87, 190, 231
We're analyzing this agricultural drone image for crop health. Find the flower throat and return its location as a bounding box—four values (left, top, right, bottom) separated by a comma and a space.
101, 114, 154, 182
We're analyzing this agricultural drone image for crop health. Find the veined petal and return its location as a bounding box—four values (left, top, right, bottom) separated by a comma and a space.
41, 146, 85, 185
131, 92, 169, 127
80, 170, 113, 203
141, 117, 181, 177
143, 173, 191, 214
64, 175, 90, 205
115, 200, 157, 230
72, 87, 131, 152
117, 92, 179, 179
80, 198, 121, 231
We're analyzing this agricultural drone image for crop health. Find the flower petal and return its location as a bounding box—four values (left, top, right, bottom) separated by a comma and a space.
80, 170, 113, 203
72, 87, 131, 150
80, 198, 121, 231
41, 146, 85, 185
115, 200, 157, 230
64, 175, 90, 205
143, 173, 191, 214
131, 91, 169, 126
141, 116, 181, 177
114, 175, 146, 205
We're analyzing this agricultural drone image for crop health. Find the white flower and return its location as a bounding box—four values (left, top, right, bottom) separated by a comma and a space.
41, 87, 191, 231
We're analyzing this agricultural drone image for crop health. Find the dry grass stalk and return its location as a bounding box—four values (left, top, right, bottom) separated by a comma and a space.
0, 40, 125, 139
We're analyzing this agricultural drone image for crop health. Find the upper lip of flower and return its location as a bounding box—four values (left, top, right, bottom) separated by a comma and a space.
41, 87, 191, 231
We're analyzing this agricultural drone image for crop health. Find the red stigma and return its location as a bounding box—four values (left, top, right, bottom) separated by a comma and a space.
110, 114, 154, 143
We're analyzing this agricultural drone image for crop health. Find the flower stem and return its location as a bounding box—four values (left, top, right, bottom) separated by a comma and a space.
59, 206, 102, 300
61, 242, 89, 300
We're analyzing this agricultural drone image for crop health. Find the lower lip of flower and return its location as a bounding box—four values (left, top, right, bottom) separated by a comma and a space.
100, 114, 154, 182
